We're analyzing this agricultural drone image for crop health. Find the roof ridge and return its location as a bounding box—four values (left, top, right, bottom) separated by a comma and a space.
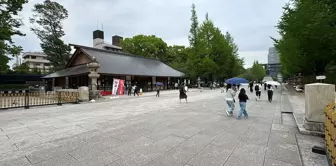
69, 44, 161, 62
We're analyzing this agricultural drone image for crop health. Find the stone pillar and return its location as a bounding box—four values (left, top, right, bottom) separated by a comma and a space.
304, 83, 335, 132
197, 77, 201, 88
65, 77, 69, 89
87, 57, 100, 99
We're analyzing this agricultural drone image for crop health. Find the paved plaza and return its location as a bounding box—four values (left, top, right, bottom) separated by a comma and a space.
0, 87, 328, 166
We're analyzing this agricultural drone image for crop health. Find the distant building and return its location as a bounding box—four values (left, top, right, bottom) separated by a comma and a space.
267, 47, 281, 77
22, 52, 52, 74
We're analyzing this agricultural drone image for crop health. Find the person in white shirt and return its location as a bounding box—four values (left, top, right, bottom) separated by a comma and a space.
254, 83, 261, 100
225, 84, 236, 116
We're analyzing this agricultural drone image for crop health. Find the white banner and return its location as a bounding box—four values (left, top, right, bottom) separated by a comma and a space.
112, 78, 120, 96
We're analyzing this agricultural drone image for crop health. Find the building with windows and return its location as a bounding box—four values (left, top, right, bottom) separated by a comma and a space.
267, 47, 281, 77
22, 52, 52, 74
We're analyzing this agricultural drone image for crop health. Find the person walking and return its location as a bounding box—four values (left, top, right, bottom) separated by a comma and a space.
134, 85, 139, 96
225, 84, 236, 116
249, 82, 254, 93
156, 86, 160, 97
179, 84, 187, 103
264, 83, 267, 91
220, 84, 225, 93
267, 84, 274, 102
254, 83, 261, 100
238, 88, 249, 120
128, 85, 132, 96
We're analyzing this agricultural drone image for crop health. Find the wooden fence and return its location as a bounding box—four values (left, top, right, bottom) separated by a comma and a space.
0, 91, 79, 109
325, 101, 336, 166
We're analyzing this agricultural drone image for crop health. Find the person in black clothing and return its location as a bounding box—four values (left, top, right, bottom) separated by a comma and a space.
249, 82, 253, 93
267, 84, 274, 102
128, 85, 132, 96
238, 88, 249, 120
254, 84, 261, 100
179, 84, 187, 103
134, 85, 139, 96
264, 83, 267, 91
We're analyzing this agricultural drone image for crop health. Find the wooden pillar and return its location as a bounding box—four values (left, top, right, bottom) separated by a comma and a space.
52, 78, 55, 90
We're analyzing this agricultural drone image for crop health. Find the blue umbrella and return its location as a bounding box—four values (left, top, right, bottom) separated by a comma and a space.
155, 82, 164, 86
225, 77, 249, 84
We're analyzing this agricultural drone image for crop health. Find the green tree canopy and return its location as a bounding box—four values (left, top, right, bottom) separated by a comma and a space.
274, 0, 336, 77
121, 35, 169, 62
13, 63, 30, 74
30, 0, 71, 71
249, 61, 266, 81
0, 0, 28, 73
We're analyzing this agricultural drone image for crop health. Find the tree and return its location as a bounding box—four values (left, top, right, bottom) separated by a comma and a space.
0, 0, 28, 73
13, 63, 30, 74
30, 0, 71, 71
274, 0, 336, 78
166, 45, 189, 73
249, 61, 266, 81
188, 3, 198, 48
193, 13, 245, 81
121, 35, 169, 62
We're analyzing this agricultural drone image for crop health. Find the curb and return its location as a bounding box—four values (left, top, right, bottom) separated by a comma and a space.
282, 88, 325, 137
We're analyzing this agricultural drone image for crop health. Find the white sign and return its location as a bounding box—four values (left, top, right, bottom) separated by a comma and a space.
112, 78, 120, 96
316, 75, 326, 80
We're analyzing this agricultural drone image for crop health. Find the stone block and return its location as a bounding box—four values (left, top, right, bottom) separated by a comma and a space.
305, 83, 335, 123
78, 86, 89, 102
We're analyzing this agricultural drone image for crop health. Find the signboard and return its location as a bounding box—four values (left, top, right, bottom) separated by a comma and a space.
118, 80, 125, 95
316, 75, 326, 80
112, 78, 120, 95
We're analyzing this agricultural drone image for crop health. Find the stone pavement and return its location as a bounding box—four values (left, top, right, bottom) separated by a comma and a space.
0, 86, 327, 166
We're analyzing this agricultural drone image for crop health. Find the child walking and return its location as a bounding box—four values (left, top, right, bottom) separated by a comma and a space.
238, 88, 249, 120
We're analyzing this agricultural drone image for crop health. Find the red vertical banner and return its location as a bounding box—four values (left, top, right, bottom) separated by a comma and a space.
118, 80, 125, 95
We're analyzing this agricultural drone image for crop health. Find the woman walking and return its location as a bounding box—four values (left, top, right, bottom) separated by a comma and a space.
238, 88, 249, 120
254, 83, 261, 100
267, 84, 274, 102
179, 84, 187, 103
225, 84, 236, 116
249, 82, 254, 93
156, 86, 160, 97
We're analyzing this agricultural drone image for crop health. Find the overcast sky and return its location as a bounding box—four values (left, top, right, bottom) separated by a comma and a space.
11, 0, 287, 68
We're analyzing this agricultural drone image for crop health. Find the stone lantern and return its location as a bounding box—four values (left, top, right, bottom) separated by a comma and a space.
197, 77, 201, 88
87, 57, 100, 99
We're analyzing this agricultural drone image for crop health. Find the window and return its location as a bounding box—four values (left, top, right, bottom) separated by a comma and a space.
31, 56, 36, 59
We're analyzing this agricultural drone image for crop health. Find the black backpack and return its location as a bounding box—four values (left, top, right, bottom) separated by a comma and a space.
255, 85, 260, 91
